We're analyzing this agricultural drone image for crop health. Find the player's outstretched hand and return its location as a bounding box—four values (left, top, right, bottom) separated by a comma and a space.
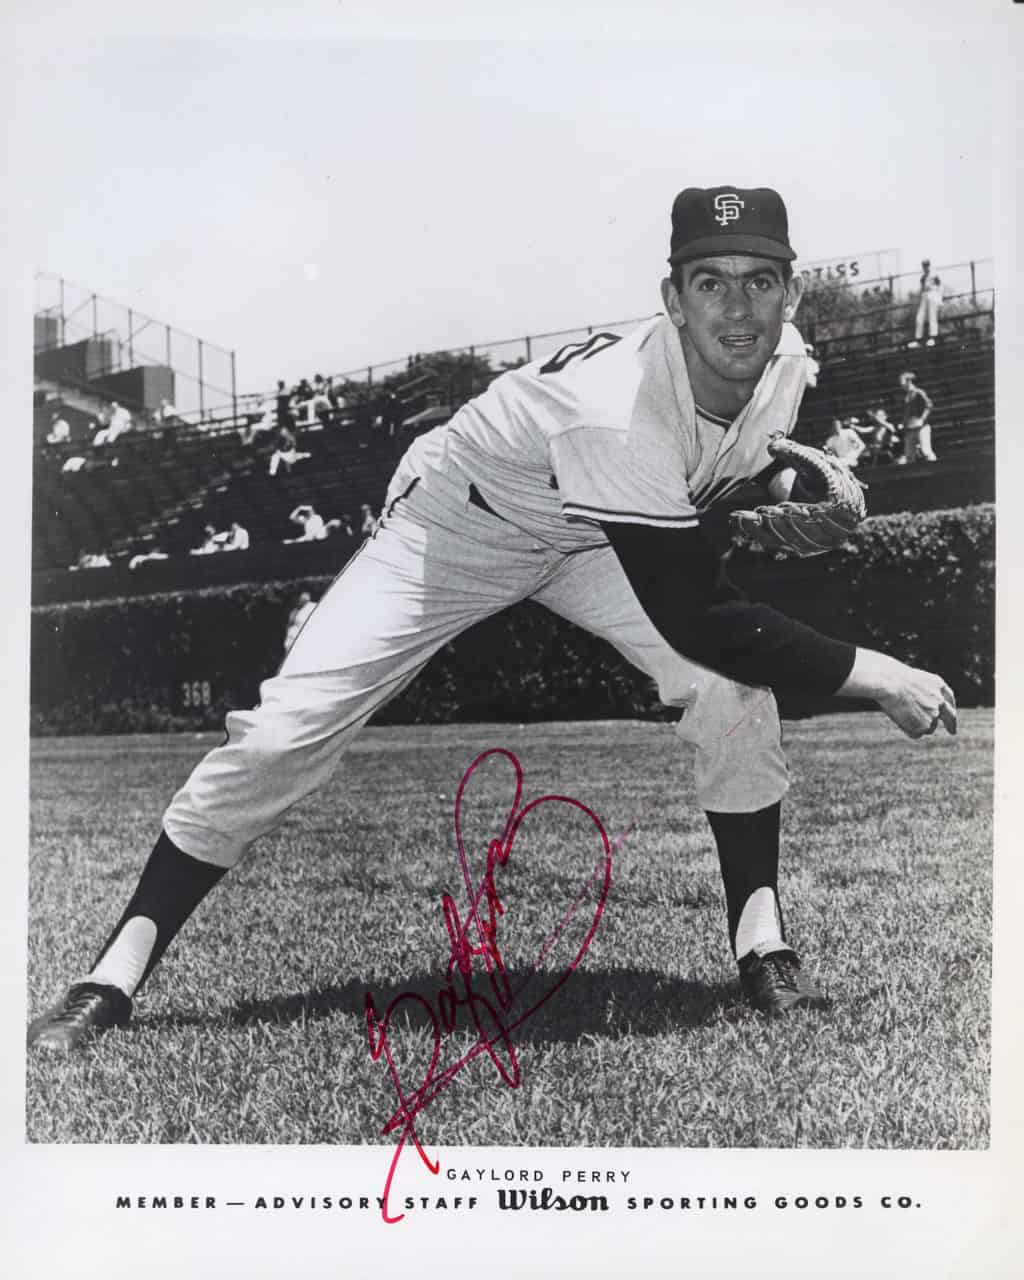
838, 649, 958, 738
875, 665, 957, 738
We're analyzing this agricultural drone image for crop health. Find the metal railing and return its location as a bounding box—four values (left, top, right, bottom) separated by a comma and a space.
284, 257, 994, 407
160, 313, 662, 432
39, 257, 991, 432
34, 272, 238, 420
799, 259, 993, 326
805, 290, 994, 362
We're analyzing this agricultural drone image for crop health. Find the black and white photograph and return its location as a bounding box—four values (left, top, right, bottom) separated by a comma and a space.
3, 1, 1022, 1275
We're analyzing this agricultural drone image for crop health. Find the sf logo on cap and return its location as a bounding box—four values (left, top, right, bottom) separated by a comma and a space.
713, 192, 745, 227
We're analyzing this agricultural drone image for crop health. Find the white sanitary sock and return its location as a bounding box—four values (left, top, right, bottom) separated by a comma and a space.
734, 887, 785, 960
85, 916, 158, 997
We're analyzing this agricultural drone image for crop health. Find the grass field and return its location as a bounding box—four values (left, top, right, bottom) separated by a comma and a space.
26, 712, 992, 1150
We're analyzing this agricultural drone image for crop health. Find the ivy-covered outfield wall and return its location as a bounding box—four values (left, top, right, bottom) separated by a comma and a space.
30, 505, 994, 735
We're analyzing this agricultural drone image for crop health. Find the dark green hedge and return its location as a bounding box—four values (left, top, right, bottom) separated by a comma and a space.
30, 504, 993, 734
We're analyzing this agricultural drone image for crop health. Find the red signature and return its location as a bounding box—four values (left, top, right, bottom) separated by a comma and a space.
365, 748, 615, 1224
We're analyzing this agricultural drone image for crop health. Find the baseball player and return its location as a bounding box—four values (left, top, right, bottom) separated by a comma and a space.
29, 185, 956, 1052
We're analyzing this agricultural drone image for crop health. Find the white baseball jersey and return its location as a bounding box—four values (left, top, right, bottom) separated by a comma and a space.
436, 314, 811, 553
167, 319, 810, 867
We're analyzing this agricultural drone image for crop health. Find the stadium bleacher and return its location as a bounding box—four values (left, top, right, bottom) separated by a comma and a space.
796, 331, 994, 454
31, 280, 995, 606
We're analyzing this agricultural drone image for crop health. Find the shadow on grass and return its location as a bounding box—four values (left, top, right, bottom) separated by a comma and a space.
142, 968, 740, 1044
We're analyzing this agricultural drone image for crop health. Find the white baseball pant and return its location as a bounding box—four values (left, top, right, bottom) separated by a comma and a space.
163, 437, 789, 868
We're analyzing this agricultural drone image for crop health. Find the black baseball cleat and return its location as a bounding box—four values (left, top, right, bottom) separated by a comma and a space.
738, 946, 827, 1017
27, 982, 133, 1052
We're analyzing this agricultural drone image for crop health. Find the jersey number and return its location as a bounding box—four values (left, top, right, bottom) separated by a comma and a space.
539, 331, 622, 375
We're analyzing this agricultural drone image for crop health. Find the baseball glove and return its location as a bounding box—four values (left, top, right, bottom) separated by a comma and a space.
729, 433, 867, 557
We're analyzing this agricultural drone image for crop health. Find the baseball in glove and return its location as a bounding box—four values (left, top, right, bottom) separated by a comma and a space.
729, 433, 867, 557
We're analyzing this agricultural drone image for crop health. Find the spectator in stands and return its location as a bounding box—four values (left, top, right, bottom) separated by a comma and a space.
897, 371, 937, 464
190, 523, 222, 556
47, 412, 71, 444
337, 511, 355, 537
129, 548, 170, 571
359, 503, 379, 537
804, 344, 820, 389
861, 406, 900, 465
109, 400, 133, 441
285, 504, 329, 543
382, 390, 404, 438
824, 417, 866, 467
268, 425, 313, 476
372, 391, 405, 438
239, 395, 277, 445
909, 260, 943, 348
70, 550, 112, 570
155, 398, 180, 426
292, 379, 312, 425
303, 375, 334, 426
292, 377, 314, 425
275, 380, 295, 431
94, 401, 132, 446
283, 591, 318, 655
222, 521, 250, 552
328, 379, 350, 422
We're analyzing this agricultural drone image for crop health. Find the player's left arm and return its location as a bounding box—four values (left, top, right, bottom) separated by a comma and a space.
602, 519, 955, 735
602, 518, 856, 696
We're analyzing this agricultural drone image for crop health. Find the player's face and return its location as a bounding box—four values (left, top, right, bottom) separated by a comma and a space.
661, 255, 803, 397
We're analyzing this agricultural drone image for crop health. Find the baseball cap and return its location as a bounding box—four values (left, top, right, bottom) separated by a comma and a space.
668, 186, 797, 265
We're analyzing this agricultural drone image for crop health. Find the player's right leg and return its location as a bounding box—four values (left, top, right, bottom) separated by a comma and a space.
28, 454, 555, 1051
